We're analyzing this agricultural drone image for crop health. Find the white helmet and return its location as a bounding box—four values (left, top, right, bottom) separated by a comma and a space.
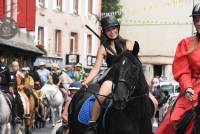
21, 67, 30, 71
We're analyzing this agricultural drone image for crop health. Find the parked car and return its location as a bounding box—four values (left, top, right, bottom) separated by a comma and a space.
160, 81, 179, 95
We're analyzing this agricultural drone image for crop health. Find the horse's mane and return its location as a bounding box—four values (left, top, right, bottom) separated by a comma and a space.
112, 50, 141, 67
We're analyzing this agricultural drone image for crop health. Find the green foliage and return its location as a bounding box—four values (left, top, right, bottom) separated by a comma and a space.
102, 0, 122, 19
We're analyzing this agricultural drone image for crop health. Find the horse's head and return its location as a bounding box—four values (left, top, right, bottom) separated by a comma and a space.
111, 42, 145, 110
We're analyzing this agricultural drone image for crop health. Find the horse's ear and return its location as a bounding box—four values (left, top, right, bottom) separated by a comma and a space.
132, 41, 140, 56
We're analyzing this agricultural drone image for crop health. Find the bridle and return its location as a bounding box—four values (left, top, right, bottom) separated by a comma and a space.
87, 58, 148, 108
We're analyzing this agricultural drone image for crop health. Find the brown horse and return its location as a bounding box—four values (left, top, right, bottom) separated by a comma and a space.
22, 88, 38, 134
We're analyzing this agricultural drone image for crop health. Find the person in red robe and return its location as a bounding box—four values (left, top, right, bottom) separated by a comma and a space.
156, 3, 200, 134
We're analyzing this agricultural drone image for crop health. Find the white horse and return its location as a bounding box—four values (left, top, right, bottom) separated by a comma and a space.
41, 84, 64, 127
0, 90, 11, 134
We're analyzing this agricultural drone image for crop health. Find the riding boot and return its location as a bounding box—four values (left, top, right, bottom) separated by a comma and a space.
84, 121, 98, 134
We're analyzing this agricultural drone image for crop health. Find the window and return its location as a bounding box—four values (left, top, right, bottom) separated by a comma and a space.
56, 0, 62, 11
55, 30, 61, 55
70, 32, 78, 53
38, 27, 44, 46
73, 0, 78, 14
88, 0, 93, 14
38, 0, 45, 8
87, 34, 92, 54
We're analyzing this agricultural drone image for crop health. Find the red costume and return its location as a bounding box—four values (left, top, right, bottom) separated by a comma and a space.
156, 36, 200, 134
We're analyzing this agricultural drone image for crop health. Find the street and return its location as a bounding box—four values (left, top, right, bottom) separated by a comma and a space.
33, 123, 51, 134
32, 122, 158, 134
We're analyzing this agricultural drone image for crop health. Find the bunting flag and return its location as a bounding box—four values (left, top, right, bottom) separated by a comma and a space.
126, 0, 191, 14
26, 0, 36, 31
17, 0, 27, 27
0, 0, 6, 17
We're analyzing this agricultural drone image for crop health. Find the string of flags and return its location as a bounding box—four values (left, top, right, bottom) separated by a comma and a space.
126, 0, 192, 14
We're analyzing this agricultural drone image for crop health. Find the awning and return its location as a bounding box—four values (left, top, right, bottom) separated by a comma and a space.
34, 56, 63, 67
0, 38, 44, 55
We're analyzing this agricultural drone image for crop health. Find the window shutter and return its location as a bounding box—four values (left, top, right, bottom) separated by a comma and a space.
17, 0, 27, 28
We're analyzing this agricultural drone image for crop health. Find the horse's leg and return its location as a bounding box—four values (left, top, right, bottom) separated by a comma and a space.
58, 104, 63, 121
6, 123, 11, 134
1, 124, 6, 134
50, 107, 56, 127
29, 95, 35, 133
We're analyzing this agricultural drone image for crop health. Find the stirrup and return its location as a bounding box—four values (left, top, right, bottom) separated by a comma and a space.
84, 121, 97, 134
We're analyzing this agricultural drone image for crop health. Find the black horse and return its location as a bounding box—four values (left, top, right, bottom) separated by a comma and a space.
68, 45, 155, 134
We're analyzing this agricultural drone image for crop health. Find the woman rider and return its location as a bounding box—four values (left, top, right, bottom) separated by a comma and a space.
82, 15, 136, 134
156, 3, 200, 134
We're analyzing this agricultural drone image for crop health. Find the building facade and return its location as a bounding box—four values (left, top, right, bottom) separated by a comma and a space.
35, 0, 102, 68
119, 0, 197, 84
0, 0, 43, 66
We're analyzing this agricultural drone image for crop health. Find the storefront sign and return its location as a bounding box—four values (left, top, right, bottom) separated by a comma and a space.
66, 54, 79, 65
0, 17, 18, 39
87, 55, 107, 67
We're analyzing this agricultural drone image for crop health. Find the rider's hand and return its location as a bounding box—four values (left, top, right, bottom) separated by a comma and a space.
185, 88, 194, 102
81, 81, 88, 89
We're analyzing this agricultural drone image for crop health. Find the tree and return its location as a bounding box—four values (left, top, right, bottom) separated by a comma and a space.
102, 0, 122, 19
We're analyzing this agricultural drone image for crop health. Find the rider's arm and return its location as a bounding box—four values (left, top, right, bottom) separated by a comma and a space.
172, 39, 192, 93
83, 45, 105, 84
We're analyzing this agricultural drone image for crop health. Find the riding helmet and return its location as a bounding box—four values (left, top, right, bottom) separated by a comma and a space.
190, 3, 200, 17
101, 15, 120, 33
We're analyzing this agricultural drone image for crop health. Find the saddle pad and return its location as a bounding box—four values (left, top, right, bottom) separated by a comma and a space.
78, 95, 112, 127
78, 95, 95, 125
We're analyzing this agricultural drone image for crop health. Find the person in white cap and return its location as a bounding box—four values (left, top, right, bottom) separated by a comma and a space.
37, 61, 50, 86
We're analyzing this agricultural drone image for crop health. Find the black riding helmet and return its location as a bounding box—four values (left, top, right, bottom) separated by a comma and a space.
190, 3, 200, 19
190, 3, 200, 39
101, 15, 120, 34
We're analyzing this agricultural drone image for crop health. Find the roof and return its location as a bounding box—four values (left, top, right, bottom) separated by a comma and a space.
0, 38, 44, 55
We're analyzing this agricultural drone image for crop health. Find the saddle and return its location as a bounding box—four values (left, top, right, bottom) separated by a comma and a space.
175, 92, 200, 134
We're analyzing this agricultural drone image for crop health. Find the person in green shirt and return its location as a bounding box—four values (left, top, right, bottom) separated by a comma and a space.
75, 63, 85, 82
